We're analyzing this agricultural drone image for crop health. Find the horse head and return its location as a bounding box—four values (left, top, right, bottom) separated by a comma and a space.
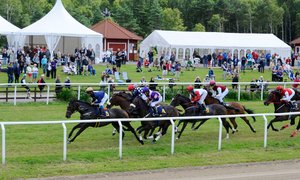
128, 96, 148, 117
66, 99, 78, 118
170, 94, 182, 107
264, 90, 281, 106
107, 92, 132, 110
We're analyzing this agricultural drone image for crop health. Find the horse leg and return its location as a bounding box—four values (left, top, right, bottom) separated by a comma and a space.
147, 127, 157, 139
68, 123, 89, 143
193, 119, 208, 130
111, 122, 125, 139
241, 117, 256, 133
229, 117, 238, 134
153, 123, 170, 143
291, 118, 300, 137
123, 122, 144, 145
112, 128, 117, 136
175, 120, 183, 133
268, 116, 287, 132
177, 121, 189, 139
68, 123, 83, 143
222, 118, 230, 139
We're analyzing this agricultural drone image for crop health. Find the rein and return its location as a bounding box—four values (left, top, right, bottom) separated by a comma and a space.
275, 104, 286, 112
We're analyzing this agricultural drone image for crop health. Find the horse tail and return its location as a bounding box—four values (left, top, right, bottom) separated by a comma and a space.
243, 106, 256, 122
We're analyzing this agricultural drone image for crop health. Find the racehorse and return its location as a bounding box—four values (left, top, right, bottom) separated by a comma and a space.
170, 94, 232, 139
129, 96, 179, 142
65, 99, 143, 144
264, 90, 300, 137
106, 91, 160, 139
204, 91, 256, 133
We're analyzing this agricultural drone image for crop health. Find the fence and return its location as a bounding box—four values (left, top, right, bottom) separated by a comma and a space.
1, 111, 300, 165
0, 81, 299, 105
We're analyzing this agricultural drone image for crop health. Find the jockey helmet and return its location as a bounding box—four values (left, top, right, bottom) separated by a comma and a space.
128, 84, 135, 91
86, 87, 94, 93
142, 87, 149, 93
186, 85, 194, 92
276, 85, 283, 91
209, 80, 216, 86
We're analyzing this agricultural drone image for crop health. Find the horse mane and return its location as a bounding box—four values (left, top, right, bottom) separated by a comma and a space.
175, 94, 190, 102
116, 91, 132, 101
70, 99, 91, 106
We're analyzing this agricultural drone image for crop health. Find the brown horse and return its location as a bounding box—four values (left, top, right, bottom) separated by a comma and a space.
65, 99, 144, 144
107, 92, 161, 141
264, 90, 300, 137
205, 91, 256, 133
128, 96, 180, 142
170, 94, 233, 139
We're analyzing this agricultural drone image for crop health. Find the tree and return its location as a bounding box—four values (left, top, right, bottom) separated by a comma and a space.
192, 23, 205, 32
161, 8, 186, 31
208, 14, 223, 32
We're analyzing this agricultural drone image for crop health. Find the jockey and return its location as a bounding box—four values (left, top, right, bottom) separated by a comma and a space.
276, 85, 295, 110
128, 84, 143, 100
86, 87, 109, 117
141, 87, 164, 117
209, 80, 228, 105
186, 85, 207, 113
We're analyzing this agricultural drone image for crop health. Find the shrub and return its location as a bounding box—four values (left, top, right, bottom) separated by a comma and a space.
56, 88, 90, 102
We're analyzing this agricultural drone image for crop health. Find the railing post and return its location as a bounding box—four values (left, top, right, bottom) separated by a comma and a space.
218, 117, 222, 151
107, 84, 111, 99
46, 85, 50, 105
62, 123, 67, 161
261, 83, 264, 101
163, 85, 166, 102
14, 85, 17, 106
118, 120, 122, 160
262, 115, 268, 148
170, 118, 175, 155
1, 123, 5, 165
238, 84, 241, 101
77, 85, 81, 100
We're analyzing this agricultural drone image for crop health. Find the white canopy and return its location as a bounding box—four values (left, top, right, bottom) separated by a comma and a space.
140, 30, 291, 60
0, 15, 24, 48
19, 0, 103, 60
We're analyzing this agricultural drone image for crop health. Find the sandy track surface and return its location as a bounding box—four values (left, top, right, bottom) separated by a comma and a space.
31, 159, 300, 180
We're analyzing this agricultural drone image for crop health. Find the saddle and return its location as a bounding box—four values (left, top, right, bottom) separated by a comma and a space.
151, 105, 167, 117
95, 107, 110, 118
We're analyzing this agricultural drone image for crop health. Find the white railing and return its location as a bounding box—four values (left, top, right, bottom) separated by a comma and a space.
1, 111, 300, 164
1, 81, 299, 105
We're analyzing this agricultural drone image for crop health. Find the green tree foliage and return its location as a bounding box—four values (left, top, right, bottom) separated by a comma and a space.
161, 8, 186, 31
192, 23, 206, 32
2, 0, 300, 43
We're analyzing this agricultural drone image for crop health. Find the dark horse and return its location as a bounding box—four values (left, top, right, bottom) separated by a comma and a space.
205, 91, 256, 133
107, 91, 160, 140
129, 96, 179, 142
170, 94, 232, 139
65, 99, 143, 144
264, 90, 300, 137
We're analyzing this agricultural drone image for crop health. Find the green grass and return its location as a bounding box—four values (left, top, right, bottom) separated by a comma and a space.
0, 64, 300, 179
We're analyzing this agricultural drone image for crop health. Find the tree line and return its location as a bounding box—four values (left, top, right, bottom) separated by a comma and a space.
1, 0, 300, 43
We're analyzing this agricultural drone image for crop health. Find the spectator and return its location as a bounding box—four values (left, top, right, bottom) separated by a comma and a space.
174, 61, 181, 80
37, 74, 46, 97
232, 73, 239, 90
149, 77, 157, 91
250, 79, 257, 92
64, 76, 71, 89
221, 62, 228, 80
55, 75, 63, 95
140, 76, 147, 87
276, 67, 284, 82
32, 64, 39, 83
7, 62, 14, 84
292, 75, 300, 89
88, 63, 96, 76
194, 76, 202, 89
208, 68, 215, 80
13, 62, 20, 83
21, 74, 32, 99
50, 59, 57, 79
26, 64, 33, 83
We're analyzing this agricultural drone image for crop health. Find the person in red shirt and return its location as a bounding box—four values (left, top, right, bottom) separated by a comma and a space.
276, 86, 295, 110
209, 80, 228, 104
186, 85, 208, 113
292, 75, 300, 89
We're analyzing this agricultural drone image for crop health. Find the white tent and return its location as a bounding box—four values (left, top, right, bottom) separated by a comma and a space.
19, 0, 103, 61
0, 15, 24, 48
140, 30, 291, 61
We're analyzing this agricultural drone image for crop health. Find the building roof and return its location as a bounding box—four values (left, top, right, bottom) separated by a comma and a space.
91, 19, 143, 41
290, 37, 300, 45
0, 15, 20, 35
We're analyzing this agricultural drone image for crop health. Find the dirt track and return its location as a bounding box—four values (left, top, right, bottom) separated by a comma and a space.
32, 159, 300, 180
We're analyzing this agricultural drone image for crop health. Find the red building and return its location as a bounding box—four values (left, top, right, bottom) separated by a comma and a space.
290, 37, 300, 54
91, 19, 143, 60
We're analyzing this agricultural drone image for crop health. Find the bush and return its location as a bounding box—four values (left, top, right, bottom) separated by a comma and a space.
226, 90, 269, 101
56, 88, 90, 102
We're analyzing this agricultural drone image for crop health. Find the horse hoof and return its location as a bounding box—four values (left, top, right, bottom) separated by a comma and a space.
67, 141, 71, 144
147, 135, 154, 139
152, 140, 156, 144
192, 128, 196, 131
140, 141, 144, 145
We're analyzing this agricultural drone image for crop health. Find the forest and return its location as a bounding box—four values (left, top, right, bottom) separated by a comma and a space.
0, 0, 300, 43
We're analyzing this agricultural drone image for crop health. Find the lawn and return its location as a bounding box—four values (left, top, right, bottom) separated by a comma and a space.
0, 63, 300, 179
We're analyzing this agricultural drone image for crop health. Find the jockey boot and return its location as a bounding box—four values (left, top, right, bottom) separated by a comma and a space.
288, 102, 294, 112
201, 104, 207, 113
99, 107, 106, 118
